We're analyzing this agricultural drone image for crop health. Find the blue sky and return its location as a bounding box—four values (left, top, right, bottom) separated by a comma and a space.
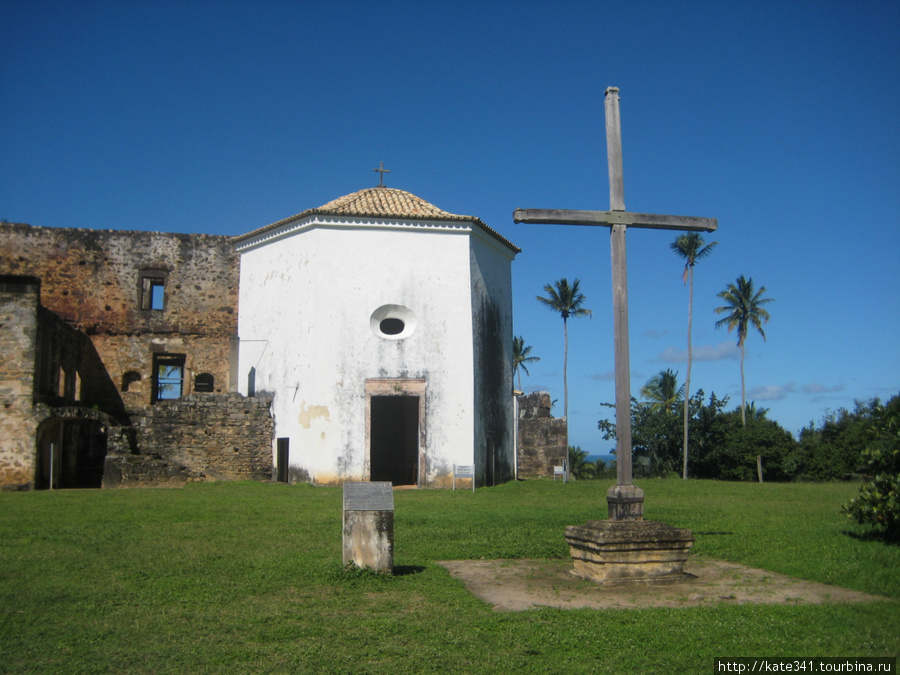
2, 1, 898, 455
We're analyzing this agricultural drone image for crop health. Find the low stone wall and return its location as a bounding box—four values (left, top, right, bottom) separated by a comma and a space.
103, 452, 206, 488
517, 392, 567, 478
115, 393, 274, 485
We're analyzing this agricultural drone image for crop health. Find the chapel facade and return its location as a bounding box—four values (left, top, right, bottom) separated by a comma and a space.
234, 186, 521, 488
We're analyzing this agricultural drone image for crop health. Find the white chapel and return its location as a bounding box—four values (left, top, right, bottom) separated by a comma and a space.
233, 185, 520, 487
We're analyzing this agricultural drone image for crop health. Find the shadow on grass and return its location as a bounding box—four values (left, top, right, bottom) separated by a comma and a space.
394, 565, 426, 576
841, 528, 900, 547
325, 563, 427, 585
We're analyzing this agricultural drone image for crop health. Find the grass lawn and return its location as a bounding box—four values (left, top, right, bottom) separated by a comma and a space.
1, 479, 897, 673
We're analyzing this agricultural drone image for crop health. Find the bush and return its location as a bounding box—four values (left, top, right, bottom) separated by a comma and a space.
842, 401, 900, 539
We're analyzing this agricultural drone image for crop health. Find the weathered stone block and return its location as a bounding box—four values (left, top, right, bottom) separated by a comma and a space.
565, 519, 694, 584
342, 510, 394, 573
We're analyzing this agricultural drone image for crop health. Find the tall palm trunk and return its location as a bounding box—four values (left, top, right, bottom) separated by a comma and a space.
739, 338, 747, 426
563, 317, 569, 426
682, 266, 694, 479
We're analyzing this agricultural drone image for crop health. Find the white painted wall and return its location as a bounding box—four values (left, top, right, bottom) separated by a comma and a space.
469, 231, 517, 483
237, 215, 505, 486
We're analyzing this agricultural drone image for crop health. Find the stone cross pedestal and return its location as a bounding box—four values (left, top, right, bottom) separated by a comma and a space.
565, 520, 694, 584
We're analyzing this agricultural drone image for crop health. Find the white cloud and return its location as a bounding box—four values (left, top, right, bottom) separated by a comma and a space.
590, 370, 616, 381
659, 342, 739, 363
747, 383, 797, 401
802, 382, 845, 394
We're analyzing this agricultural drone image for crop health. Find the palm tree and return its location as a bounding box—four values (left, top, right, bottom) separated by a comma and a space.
567, 446, 592, 480
536, 279, 591, 430
714, 275, 774, 426
671, 233, 717, 478
512, 336, 540, 392
744, 401, 769, 421
640, 369, 684, 414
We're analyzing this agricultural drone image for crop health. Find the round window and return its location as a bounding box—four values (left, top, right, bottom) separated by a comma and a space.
379, 318, 405, 335
371, 305, 417, 340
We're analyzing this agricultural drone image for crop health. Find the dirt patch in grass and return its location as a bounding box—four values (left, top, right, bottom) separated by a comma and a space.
436, 556, 890, 611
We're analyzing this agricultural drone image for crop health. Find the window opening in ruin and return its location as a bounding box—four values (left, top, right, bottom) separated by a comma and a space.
194, 373, 214, 392
379, 318, 405, 335
152, 354, 185, 402
140, 272, 166, 310
122, 371, 141, 392
370, 395, 419, 486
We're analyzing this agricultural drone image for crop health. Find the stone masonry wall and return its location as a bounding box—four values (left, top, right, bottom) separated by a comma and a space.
0, 277, 40, 489
0, 223, 238, 335
517, 391, 567, 477
125, 393, 274, 483
0, 223, 260, 490
0, 222, 239, 400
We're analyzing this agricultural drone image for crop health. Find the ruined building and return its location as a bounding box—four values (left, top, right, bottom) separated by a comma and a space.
0, 185, 520, 490
0, 223, 273, 490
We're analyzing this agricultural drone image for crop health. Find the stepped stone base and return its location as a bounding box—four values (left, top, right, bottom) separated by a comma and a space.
565, 520, 694, 584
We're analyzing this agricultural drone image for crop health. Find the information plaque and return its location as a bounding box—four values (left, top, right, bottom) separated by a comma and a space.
453, 464, 476, 492
343, 481, 394, 512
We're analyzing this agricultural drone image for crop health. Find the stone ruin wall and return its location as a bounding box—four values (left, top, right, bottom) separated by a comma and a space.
0, 223, 238, 335
0, 277, 40, 488
0, 223, 239, 401
0, 223, 275, 489
105, 393, 275, 487
517, 391, 567, 477
97, 334, 234, 410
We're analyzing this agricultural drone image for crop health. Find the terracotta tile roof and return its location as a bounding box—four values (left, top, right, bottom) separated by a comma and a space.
317, 187, 457, 219
234, 187, 520, 253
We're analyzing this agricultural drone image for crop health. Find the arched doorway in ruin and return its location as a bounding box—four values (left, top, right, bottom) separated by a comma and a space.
34, 408, 117, 489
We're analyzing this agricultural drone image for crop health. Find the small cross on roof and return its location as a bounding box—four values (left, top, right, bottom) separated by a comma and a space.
373, 161, 390, 187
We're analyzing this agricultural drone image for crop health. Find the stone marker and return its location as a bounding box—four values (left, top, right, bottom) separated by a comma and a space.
515, 87, 711, 583
342, 481, 394, 573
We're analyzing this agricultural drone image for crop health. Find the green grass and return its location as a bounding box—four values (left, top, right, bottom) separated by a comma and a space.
1, 479, 897, 673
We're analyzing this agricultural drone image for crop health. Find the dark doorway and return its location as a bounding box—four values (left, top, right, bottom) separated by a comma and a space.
35, 418, 107, 489
370, 396, 419, 486
276, 438, 289, 483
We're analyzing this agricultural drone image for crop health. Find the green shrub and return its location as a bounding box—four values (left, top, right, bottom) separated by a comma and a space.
842, 401, 900, 539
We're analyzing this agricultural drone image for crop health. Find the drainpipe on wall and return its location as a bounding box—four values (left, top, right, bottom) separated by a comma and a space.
512, 390, 522, 481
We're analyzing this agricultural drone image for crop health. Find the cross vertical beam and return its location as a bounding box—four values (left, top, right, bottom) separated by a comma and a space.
604, 87, 633, 492
513, 86, 717, 521
605, 87, 634, 490
605, 87, 625, 212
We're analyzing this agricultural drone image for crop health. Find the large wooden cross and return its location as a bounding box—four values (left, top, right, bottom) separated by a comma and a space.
514, 87, 717, 520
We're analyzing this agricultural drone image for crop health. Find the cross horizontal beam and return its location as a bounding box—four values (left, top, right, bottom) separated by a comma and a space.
513, 208, 717, 233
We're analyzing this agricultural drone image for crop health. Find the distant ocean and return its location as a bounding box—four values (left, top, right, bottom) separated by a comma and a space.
585, 454, 616, 465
